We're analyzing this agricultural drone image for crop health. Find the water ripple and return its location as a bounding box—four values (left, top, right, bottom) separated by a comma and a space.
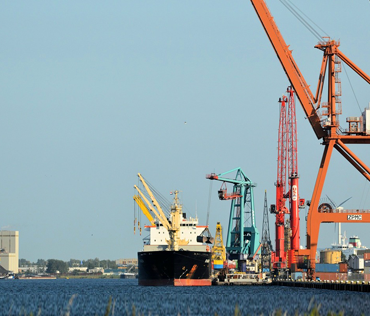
0, 279, 368, 315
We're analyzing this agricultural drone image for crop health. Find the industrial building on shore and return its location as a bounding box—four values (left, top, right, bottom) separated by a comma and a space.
0, 230, 19, 274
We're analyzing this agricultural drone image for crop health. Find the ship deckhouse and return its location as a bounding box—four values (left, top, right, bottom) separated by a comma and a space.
145, 215, 207, 246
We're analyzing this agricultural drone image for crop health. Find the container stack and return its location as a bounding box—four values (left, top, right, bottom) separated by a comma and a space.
315, 263, 348, 281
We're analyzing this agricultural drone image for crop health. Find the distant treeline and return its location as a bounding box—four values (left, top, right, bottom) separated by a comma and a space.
19, 258, 118, 274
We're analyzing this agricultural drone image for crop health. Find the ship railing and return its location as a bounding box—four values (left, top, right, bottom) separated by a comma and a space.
323, 209, 370, 214
226, 273, 258, 280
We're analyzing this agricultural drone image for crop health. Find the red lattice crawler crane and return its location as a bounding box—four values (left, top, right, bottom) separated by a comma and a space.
272, 87, 305, 272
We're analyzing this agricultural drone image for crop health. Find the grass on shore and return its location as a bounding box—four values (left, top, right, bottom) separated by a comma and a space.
25, 297, 354, 316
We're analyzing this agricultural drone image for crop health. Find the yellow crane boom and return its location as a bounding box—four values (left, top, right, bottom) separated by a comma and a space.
137, 173, 170, 226
133, 184, 170, 230
133, 195, 155, 226
133, 173, 186, 251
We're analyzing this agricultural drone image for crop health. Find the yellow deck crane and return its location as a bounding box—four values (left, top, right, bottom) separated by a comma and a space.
133, 195, 155, 234
211, 222, 226, 270
133, 173, 189, 251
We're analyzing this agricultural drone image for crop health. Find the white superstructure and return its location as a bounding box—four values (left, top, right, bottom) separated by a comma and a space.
143, 215, 209, 252
362, 104, 370, 135
146, 216, 206, 246
331, 230, 367, 260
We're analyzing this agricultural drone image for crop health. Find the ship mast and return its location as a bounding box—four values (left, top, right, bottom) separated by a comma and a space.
169, 191, 182, 251
133, 174, 186, 251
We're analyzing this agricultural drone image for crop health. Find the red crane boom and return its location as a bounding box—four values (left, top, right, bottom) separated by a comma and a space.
274, 94, 288, 268
287, 87, 300, 256
274, 87, 301, 269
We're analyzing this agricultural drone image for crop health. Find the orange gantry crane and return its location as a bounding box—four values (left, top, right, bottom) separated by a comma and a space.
250, 0, 370, 277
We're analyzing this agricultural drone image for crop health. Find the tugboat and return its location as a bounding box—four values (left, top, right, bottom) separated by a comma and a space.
133, 173, 213, 286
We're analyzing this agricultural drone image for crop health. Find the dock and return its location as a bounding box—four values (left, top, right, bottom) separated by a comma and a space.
212, 274, 272, 286
272, 280, 370, 292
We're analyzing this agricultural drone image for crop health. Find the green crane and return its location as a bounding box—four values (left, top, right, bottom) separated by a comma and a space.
207, 167, 260, 268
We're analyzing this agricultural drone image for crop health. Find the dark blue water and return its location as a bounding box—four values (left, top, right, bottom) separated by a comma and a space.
0, 278, 368, 315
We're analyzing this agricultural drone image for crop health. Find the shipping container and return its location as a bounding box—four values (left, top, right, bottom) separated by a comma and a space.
364, 253, 370, 260
364, 274, 370, 282
364, 266, 370, 274
316, 263, 339, 273
315, 272, 347, 281
364, 260, 370, 268
338, 273, 348, 281
339, 262, 348, 273
315, 272, 337, 281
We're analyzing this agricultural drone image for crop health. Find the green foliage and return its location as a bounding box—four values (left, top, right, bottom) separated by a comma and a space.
36, 259, 46, 267
81, 258, 117, 269
68, 259, 81, 267
46, 259, 68, 274
100, 260, 117, 269
19, 258, 31, 266
20, 257, 118, 272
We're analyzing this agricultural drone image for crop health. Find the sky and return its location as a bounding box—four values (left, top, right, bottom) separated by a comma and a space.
1, 1, 370, 262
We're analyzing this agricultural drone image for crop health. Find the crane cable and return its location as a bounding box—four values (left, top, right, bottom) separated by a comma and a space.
342, 63, 362, 114
144, 177, 171, 216
206, 180, 212, 227
360, 179, 370, 210
278, 0, 328, 41
280, 1, 363, 118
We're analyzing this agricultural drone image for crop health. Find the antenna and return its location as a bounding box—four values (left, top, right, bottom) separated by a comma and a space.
261, 191, 273, 273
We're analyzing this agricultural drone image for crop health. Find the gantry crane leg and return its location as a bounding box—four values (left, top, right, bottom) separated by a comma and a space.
334, 140, 370, 181
299, 140, 335, 276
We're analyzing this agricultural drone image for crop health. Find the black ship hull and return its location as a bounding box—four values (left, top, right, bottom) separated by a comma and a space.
138, 250, 212, 286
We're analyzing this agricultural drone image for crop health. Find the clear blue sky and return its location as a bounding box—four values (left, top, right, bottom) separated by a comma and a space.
1, 1, 370, 262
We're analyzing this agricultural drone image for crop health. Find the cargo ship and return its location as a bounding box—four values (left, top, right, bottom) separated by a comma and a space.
134, 173, 212, 286
138, 249, 211, 286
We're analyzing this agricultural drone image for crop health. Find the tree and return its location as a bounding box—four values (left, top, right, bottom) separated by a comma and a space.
69, 259, 82, 267
93, 257, 100, 267
100, 260, 117, 269
19, 258, 31, 267
46, 259, 68, 274
36, 259, 46, 267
